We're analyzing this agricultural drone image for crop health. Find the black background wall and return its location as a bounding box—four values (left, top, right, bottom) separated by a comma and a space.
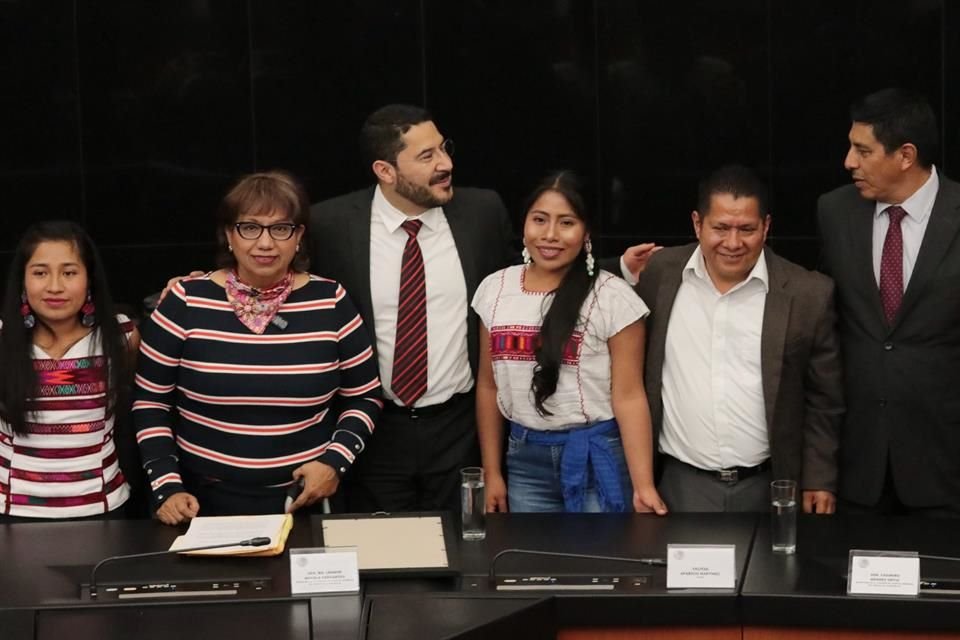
2, 0, 957, 312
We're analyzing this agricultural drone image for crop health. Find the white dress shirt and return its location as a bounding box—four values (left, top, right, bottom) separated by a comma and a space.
659, 247, 770, 470
369, 186, 474, 407
873, 165, 939, 287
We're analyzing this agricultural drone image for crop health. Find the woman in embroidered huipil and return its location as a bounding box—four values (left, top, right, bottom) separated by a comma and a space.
0, 221, 139, 519
472, 172, 667, 514
134, 171, 382, 525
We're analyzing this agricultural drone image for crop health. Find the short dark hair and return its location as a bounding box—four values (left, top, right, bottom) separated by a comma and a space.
360, 104, 433, 166
850, 88, 939, 168
697, 164, 769, 218
215, 170, 311, 272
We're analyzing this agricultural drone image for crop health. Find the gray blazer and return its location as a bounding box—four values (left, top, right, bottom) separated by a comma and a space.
308, 186, 515, 377
818, 177, 960, 508
637, 244, 843, 491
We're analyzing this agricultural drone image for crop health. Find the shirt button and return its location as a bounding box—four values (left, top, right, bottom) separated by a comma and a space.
158, 495, 164, 500
354, 445, 361, 450
340, 467, 346, 473
883, 342, 894, 351
147, 468, 152, 474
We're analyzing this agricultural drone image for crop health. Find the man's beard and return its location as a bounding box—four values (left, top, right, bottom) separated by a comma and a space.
395, 171, 453, 209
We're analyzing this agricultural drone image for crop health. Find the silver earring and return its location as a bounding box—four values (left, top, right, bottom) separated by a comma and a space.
522, 246, 532, 265
585, 239, 595, 276
228, 244, 233, 252
296, 244, 301, 252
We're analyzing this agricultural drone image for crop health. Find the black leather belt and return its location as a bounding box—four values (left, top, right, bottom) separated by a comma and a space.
383, 392, 472, 420
668, 456, 771, 484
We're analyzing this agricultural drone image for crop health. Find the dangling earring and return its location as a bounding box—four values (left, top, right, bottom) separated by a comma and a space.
20, 291, 35, 329
296, 244, 301, 252
228, 243, 233, 252
522, 246, 532, 265
585, 238, 595, 277
81, 291, 96, 328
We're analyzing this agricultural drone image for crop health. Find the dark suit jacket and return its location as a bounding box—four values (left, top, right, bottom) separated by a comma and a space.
636, 244, 843, 491
818, 177, 960, 508
308, 186, 514, 378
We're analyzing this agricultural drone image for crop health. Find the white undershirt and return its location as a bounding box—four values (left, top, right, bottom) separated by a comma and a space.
369, 186, 473, 406
872, 165, 939, 287
659, 247, 770, 470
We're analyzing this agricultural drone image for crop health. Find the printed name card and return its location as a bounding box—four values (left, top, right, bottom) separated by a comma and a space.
289, 547, 360, 594
666, 544, 736, 589
847, 550, 919, 596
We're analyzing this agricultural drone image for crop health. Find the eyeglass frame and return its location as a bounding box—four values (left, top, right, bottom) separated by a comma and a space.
232, 221, 302, 241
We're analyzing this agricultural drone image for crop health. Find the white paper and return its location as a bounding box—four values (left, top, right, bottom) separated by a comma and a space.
848, 553, 920, 596
290, 547, 360, 594
666, 544, 736, 589
169, 514, 288, 554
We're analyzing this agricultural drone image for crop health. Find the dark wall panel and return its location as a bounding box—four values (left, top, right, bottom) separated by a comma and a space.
1, 1, 957, 306
423, 0, 598, 229
77, 0, 253, 251
0, 0, 82, 249
250, 0, 423, 203
598, 0, 770, 247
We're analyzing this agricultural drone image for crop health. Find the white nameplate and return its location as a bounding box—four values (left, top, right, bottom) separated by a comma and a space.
666, 544, 736, 589
289, 547, 360, 595
847, 550, 919, 596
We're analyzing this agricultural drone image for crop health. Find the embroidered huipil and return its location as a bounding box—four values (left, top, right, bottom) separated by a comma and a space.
0, 317, 133, 517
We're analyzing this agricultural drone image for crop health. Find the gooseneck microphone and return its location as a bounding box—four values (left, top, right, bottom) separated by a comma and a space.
488, 548, 667, 589
88, 536, 271, 598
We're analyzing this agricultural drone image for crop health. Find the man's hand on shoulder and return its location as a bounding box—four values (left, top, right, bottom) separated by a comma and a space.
620, 242, 662, 284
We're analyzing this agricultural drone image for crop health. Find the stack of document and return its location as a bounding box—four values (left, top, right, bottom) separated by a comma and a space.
169, 514, 294, 557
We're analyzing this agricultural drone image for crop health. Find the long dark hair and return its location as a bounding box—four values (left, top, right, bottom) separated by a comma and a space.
528, 171, 598, 416
0, 221, 132, 435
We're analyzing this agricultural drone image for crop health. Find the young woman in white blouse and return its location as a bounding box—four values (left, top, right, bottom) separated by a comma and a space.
472, 172, 666, 514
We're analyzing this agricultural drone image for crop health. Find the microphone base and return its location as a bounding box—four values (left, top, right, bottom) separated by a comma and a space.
80, 576, 273, 601
481, 574, 652, 592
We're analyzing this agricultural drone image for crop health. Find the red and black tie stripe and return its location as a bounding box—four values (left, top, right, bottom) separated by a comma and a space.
391, 219, 428, 405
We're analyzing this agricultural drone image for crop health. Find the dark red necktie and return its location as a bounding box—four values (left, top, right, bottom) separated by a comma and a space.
879, 206, 907, 325
391, 219, 428, 406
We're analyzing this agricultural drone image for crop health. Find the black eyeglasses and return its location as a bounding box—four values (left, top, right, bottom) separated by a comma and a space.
234, 222, 300, 241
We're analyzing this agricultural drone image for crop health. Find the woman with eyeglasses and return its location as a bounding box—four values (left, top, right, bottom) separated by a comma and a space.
133, 171, 381, 524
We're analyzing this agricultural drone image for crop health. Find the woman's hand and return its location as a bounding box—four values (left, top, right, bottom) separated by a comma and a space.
287, 461, 339, 512
156, 492, 200, 525
485, 471, 509, 513
633, 485, 668, 515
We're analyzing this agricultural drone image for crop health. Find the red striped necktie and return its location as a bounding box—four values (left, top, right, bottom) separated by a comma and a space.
392, 219, 428, 406
879, 205, 906, 325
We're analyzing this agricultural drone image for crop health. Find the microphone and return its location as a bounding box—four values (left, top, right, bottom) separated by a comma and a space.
88, 536, 271, 599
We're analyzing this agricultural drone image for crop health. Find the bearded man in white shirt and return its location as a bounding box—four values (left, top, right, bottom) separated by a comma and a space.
636, 165, 843, 513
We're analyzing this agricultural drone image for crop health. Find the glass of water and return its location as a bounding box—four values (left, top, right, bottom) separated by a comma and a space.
460, 467, 486, 541
770, 479, 798, 554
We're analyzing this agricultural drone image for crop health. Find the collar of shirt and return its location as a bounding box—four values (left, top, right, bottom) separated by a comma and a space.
875, 164, 939, 222
372, 184, 443, 234
682, 245, 770, 295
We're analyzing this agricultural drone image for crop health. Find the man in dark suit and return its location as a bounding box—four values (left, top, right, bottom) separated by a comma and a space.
818, 88, 960, 516
638, 165, 843, 513
310, 105, 515, 513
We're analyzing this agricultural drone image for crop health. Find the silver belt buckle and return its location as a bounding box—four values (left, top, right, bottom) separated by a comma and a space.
718, 468, 738, 483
